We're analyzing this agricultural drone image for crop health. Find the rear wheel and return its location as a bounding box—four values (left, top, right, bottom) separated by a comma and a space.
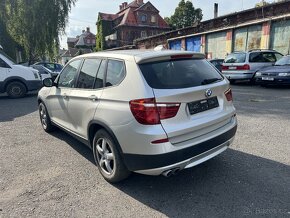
6, 81, 27, 98
93, 129, 130, 183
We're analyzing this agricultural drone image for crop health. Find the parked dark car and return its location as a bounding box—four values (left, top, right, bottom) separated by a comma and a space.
255, 55, 290, 86
209, 59, 224, 72
31, 65, 52, 80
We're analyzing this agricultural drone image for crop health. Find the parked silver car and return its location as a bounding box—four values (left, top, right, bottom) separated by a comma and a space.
38, 50, 237, 183
222, 49, 283, 83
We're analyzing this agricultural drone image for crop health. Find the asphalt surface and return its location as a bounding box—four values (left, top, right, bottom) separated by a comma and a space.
0, 85, 290, 218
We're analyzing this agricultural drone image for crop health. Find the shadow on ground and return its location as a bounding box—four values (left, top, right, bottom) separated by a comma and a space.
50, 129, 290, 217
0, 93, 38, 122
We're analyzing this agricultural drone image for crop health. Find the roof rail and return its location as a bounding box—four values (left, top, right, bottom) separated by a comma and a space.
248, 49, 276, 52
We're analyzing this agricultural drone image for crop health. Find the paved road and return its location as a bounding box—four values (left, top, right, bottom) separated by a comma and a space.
0, 85, 290, 218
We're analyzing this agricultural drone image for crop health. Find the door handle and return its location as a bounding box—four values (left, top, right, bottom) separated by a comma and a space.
88, 95, 98, 102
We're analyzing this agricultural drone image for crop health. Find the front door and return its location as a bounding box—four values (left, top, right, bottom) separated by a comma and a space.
47, 59, 82, 130
0, 58, 9, 92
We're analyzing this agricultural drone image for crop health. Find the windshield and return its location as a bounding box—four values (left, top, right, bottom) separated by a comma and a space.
275, 56, 290, 66
0, 50, 16, 65
224, 53, 246, 63
139, 59, 223, 89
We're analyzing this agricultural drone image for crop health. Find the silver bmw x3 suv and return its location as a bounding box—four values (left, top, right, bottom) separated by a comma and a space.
38, 50, 237, 183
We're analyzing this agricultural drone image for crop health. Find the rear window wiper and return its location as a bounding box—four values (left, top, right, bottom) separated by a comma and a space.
201, 78, 223, 85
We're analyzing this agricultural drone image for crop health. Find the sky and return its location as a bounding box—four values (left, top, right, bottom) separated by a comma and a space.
60, 0, 275, 49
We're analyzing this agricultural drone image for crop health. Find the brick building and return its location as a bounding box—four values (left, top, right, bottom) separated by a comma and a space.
96, 0, 170, 50
67, 27, 96, 49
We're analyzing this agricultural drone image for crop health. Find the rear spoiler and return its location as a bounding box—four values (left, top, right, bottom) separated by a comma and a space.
136, 53, 205, 64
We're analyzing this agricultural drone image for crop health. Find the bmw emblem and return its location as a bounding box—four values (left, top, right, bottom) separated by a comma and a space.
205, 89, 212, 98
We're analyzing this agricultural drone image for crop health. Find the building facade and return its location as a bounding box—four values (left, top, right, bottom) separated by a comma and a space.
96, 0, 170, 50
135, 0, 290, 58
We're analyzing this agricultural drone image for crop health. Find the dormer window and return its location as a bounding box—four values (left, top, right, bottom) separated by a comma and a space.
141, 14, 147, 22
151, 15, 156, 23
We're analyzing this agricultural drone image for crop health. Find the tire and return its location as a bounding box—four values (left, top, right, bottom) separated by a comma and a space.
6, 81, 27, 98
39, 102, 55, 132
93, 129, 130, 183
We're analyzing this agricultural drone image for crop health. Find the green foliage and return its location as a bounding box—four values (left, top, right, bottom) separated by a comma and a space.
0, 0, 76, 63
166, 0, 203, 29
255, 0, 270, 7
96, 18, 113, 51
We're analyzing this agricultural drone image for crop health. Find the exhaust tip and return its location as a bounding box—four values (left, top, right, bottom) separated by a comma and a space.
162, 168, 181, 177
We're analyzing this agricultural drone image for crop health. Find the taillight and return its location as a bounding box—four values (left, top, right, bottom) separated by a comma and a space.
237, 64, 250, 70
222, 65, 228, 71
129, 98, 180, 125
224, 88, 233, 101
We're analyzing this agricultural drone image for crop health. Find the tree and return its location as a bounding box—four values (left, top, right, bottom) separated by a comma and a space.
165, 0, 203, 29
0, 0, 76, 64
255, 0, 270, 7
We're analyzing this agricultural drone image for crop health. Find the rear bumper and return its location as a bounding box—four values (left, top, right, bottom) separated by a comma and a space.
123, 125, 237, 174
222, 72, 254, 80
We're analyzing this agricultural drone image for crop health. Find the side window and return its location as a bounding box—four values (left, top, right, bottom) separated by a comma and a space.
94, 60, 107, 89
105, 60, 125, 87
275, 53, 283, 61
0, 58, 9, 68
77, 59, 101, 89
262, 52, 276, 62
44, 63, 55, 71
249, 53, 264, 62
58, 59, 81, 88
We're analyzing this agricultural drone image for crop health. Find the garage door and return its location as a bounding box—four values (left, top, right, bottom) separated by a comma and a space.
186, 36, 201, 52
206, 31, 227, 59
233, 25, 262, 51
270, 19, 290, 55
169, 40, 182, 50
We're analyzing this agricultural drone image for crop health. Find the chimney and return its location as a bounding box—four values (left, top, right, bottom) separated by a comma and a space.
136, 0, 143, 4
214, 3, 218, 19
86, 27, 90, 32
119, 5, 122, 10
124, 2, 128, 8
82, 30, 85, 33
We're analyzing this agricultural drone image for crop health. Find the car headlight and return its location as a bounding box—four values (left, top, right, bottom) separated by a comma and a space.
278, 73, 290, 76
255, 72, 262, 77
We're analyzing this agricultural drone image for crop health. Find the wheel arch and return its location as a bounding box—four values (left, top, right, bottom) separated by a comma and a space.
4, 77, 28, 91
88, 120, 124, 155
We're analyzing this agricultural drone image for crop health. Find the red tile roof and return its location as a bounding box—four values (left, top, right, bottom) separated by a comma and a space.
98, 0, 169, 28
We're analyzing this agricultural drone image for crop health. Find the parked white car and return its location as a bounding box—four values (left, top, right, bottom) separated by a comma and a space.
38, 50, 237, 183
0, 51, 42, 98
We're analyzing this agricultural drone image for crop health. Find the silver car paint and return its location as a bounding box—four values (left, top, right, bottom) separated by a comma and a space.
38, 50, 237, 176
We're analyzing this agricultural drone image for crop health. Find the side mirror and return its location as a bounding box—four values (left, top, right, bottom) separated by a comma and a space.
43, 78, 54, 87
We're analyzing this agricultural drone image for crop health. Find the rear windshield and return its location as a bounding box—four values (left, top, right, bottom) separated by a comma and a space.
138, 59, 223, 89
224, 53, 246, 63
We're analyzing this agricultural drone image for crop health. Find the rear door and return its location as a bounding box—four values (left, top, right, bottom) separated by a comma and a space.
249, 52, 277, 72
67, 58, 106, 139
139, 57, 234, 144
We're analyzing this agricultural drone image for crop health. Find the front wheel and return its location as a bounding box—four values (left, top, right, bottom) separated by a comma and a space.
93, 129, 130, 183
6, 81, 27, 98
39, 102, 55, 132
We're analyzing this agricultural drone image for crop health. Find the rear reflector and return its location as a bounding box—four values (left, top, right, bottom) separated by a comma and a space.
151, 138, 169, 144
129, 98, 180, 125
224, 88, 233, 101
